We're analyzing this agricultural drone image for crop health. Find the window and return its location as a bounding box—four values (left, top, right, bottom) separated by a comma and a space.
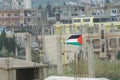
74, 19, 81, 23
71, 14, 79, 16
14, 13, 18, 16
82, 8, 84, 11
102, 44, 105, 52
93, 25, 99, 33
83, 19, 90, 22
112, 18, 117, 21
101, 18, 111, 22
64, 13, 68, 16
27, 18, 30, 22
19, 2, 21, 5
112, 9, 117, 13
101, 30, 104, 39
75, 8, 77, 11
92, 39, 100, 49
14, 21, 18, 24
8, 13, 11, 16
92, 13, 96, 15
109, 38, 117, 48
2, 14, 4, 16
93, 18, 100, 22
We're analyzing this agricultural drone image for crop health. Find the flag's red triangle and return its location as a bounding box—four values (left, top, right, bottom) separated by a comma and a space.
77, 35, 82, 45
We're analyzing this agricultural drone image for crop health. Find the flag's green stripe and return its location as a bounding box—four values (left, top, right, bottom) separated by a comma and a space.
66, 42, 82, 46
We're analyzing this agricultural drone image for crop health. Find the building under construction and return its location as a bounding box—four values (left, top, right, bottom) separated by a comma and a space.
0, 57, 48, 80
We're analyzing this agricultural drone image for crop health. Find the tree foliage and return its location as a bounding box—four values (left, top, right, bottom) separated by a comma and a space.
117, 50, 120, 60
0, 31, 16, 55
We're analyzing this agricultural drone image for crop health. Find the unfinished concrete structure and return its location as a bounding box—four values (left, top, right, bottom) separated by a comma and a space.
0, 57, 48, 80
40, 24, 120, 67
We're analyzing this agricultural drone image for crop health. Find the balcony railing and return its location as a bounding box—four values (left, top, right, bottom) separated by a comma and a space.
0, 16, 20, 20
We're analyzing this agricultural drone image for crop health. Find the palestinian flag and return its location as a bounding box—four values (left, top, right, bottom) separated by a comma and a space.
66, 35, 82, 46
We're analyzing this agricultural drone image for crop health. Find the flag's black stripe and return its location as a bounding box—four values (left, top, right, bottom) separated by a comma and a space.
68, 35, 80, 39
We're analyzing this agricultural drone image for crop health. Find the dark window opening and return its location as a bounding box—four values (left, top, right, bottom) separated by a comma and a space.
107, 54, 111, 60
8, 13, 11, 16
2, 14, 4, 16
82, 8, 84, 11
101, 30, 104, 39
93, 18, 100, 22
74, 19, 81, 23
102, 44, 105, 52
83, 19, 90, 22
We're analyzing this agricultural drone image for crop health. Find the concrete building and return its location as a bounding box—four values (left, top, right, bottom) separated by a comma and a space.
53, 16, 120, 60
54, 16, 120, 35
84, 24, 120, 60
0, 0, 31, 9
46, 2, 88, 26
41, 23, 120, 67
15, 32, 32, 60
12, 0, 23, 9
0, 9, 24, 29
0, 57, 48, 80
0, 8, 50, 35
88, 1, 120, 17
38, 35, 80, 65
24, 9, 49, 35
46, 1, 120, 25
0, 32, 48, 80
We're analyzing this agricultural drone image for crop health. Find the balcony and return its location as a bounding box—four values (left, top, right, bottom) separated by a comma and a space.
0, 16, 20, 20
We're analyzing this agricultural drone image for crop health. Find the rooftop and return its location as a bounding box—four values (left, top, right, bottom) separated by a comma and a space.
0, 57, 48, 70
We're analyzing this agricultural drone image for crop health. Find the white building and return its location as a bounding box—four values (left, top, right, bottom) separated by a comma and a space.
24, 0, 32, 9
12, 0, 33, 9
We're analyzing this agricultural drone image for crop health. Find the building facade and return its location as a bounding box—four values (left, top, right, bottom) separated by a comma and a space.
0, 58, 48, 80
0, 9, 24, 29
0, 0, 31, 9
0, 9, 50, 35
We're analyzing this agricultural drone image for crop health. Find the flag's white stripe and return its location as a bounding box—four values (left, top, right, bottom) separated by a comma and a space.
66, 39, 78, 43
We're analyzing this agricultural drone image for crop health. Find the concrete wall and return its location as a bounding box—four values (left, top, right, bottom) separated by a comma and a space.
0, 58, 48, 80
9, 69, 16, 80
40, 35, 80, 65
0, 69, 8, 80
42, 31, 120, 65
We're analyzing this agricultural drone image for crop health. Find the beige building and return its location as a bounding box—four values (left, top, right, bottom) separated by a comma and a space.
0, 9, 49, 35
0, 9, 24, 29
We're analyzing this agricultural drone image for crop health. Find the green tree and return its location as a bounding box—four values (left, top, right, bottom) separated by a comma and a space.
117, 50, 120, 60
0, 30, 16, 57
